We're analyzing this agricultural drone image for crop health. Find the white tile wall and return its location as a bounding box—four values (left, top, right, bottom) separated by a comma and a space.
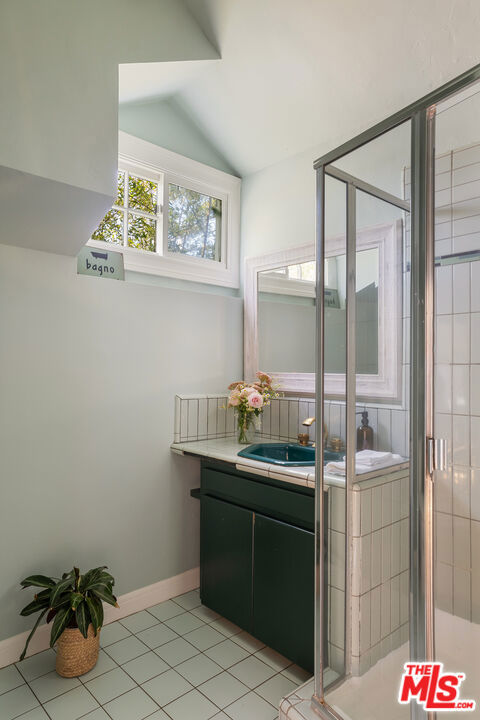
349, 469, 410, 676
413, 142, 480, 626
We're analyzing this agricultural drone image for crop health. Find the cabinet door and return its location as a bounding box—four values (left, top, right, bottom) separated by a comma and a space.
253, 513, 314, 672
200, 494, 253, 632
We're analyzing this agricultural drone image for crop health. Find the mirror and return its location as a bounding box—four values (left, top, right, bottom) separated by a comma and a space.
258, 261, 316, 373
257, 250, 379, 376
244, 220, 402, 399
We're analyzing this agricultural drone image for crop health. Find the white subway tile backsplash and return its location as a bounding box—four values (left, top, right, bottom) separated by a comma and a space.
279, 399, 289, 439
270, 400, 280, 437
198, 398, 208, 439
376, 409, 392, 453
180, 399, 188, 441
188, 398, 198, 439
207, 398, 217, 436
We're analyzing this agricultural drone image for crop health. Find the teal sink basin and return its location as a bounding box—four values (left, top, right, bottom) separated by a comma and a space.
237, 443, 344, 467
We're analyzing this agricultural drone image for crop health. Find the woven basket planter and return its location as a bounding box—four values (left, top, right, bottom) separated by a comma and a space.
56, 624, 100, 677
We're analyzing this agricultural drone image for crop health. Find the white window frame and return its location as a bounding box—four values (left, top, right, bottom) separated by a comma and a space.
87, 131, 241, 288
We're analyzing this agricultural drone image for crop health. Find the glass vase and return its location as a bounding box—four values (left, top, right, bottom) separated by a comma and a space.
237, 413, 261, 444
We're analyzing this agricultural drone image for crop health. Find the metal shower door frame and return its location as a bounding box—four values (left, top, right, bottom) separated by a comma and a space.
311, 63, 480, 720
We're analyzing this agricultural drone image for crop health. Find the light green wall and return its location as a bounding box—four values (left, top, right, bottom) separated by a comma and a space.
0, 243, 242, 641
0, 0, 218, 196
119, 98, 237, 175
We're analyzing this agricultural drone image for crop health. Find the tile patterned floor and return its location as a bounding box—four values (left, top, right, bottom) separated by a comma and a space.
1, 589, 312, 720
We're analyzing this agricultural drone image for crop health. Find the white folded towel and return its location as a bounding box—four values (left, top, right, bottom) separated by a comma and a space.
325, 451, 404, 476
355, 450, 396, 466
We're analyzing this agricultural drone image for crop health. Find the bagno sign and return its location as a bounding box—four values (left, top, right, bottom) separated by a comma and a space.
77, 247, 124, 281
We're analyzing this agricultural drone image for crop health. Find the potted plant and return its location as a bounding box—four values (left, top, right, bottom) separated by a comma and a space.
19, 566, 118, 677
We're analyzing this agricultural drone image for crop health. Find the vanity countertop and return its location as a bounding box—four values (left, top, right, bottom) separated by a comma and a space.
170, 437, 409, 490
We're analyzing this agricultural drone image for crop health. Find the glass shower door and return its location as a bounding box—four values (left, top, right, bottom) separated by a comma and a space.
431, 85, 480, 717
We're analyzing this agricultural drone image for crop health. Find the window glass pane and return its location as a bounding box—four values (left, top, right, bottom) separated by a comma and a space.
128, 174, 158, 214
91, 209, 124, 245
128, 213, 156, 252
168, 183, 222, 261
116, 171, 125, 206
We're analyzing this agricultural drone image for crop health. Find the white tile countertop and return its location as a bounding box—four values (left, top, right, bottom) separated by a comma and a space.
170, 437, 409, 490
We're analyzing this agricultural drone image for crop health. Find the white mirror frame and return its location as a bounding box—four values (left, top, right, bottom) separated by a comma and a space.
244, 219, 403, 400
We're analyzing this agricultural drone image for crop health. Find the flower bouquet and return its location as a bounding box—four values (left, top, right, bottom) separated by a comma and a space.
228, 371, 280, 444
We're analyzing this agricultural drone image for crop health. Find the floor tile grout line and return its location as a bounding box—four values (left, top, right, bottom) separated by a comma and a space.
3, 591, 301, 720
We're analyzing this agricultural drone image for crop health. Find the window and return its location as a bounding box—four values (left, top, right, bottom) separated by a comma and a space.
88, 132, 241, 287
92, 169, 162, 252
168, 183, 222, 261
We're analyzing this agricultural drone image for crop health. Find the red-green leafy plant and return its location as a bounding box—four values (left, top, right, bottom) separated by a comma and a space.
19, 566, 117, 660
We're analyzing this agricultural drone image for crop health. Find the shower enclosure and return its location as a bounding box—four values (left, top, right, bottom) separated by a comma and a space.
312, 65, 480, 720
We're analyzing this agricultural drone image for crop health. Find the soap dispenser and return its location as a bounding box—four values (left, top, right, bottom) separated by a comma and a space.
357, 410, 374, 451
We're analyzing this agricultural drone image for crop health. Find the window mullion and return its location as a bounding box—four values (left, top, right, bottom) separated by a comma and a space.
123, 171, 129, 247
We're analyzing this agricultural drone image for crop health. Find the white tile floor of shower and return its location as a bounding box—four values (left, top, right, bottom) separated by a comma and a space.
0, 589, 312, 720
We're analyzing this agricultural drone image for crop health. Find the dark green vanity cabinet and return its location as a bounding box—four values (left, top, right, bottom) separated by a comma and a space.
198, 459, 317, 673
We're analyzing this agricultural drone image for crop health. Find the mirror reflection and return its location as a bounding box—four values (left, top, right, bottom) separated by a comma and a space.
257, 249, 379, 375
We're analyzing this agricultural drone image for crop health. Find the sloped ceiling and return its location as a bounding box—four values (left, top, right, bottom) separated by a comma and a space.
119, 0, 480, 178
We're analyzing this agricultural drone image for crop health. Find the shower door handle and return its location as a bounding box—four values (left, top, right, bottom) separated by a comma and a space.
427, 437, 448, 475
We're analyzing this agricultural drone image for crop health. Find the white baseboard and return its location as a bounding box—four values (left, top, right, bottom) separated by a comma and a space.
0, 566, 200, 670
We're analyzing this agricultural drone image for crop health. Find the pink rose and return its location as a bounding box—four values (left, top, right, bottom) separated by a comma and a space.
228, 389, 241, 407
248, 391, 264, 409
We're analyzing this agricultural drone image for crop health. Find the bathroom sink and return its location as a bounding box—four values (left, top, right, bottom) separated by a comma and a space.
237, 443, 344, 467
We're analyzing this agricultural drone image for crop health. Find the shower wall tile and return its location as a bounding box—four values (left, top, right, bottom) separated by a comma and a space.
350, 469, 410, 675
452, 466, 471, 518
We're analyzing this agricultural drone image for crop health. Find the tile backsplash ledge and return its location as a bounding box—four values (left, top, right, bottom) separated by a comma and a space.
174, 394, 409, 457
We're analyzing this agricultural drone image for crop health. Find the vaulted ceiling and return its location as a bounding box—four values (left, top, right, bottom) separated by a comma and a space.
119, 0, 480, 177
